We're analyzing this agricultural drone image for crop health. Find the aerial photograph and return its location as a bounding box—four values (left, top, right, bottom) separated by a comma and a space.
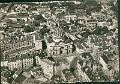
0, 0, 119, 84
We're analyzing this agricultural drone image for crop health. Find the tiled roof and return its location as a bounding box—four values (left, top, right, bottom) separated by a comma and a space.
21, 53, 33, 59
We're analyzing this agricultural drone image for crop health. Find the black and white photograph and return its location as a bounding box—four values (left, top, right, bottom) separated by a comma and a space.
0, 0, 119, 84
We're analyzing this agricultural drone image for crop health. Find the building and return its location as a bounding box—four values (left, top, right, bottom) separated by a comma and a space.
64, 15, 77, 23
48, 42, 73, 57
37, 6, 50, 13
21, 54, 33, 69
97, 21, 107, 27
53, 62, 62, 76
8, 58, 22, 71
55, 8, 66, 15
12, 71, 31, 84
76, 16, 87, 27
3, 34, 35, 56
35, 56, 54, 79
7, 52, 34, 71
1, 51, 8, 67
1, 76, 9, 84
87, 19, 97, 28
75, 9, 86, 17
1, 61, 8, 67
52, 27, 63, 40
41, 59, 54, 79
34, 32, 42, 50
35, 56, 41, 66
6, 13, 29, 22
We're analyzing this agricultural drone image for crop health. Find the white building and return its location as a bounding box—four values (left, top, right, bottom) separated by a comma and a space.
8, 60, 22, 71
35, 56, 54, 79
1, 61, 8, 67
22, 57, 33, 69
64, 15, 77, 23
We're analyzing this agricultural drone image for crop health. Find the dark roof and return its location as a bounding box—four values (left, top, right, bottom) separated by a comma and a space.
14, 72, 27, 84
21, 53, 33, 59
8, 57, 17, 62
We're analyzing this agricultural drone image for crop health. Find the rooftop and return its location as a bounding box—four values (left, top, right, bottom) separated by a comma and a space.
41, 59, 55, 65
13, 72, 27, 84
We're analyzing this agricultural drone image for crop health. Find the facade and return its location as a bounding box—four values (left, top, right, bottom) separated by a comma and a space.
7, 53, 34, 71
22, 54, 33, 69
8, 60, 22, 71
37, 6, 50, 13
35, 56, 54, 79
52, 27, 63, 39
64, 15, 77, 23
1, 61, 8, 67
37, 59, 54, 79
48, 42, 73, 57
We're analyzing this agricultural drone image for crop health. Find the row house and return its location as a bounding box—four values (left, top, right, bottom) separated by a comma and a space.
7, 53, 33, 71
49, 42, 73, 56
8, 58, 22, 71
53, 62, 62, 76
